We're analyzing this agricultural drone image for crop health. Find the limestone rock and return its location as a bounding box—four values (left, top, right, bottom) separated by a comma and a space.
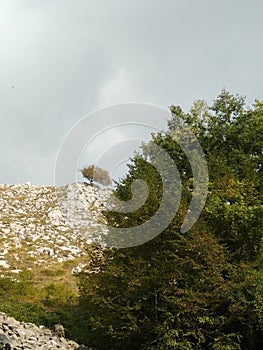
0, 312, 96, 349
0, 182, 112, 271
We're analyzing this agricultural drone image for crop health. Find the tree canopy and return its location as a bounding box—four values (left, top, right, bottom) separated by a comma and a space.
77, 90, 263, 350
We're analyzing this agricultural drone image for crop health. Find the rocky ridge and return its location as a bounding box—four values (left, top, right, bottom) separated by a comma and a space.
0, 312, 93, 349
0, 182, 112, 273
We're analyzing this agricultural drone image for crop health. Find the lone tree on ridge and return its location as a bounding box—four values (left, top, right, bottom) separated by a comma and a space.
81, 165, 112, 187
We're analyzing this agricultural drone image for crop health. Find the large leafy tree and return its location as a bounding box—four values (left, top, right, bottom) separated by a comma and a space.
78, 90, 263, 350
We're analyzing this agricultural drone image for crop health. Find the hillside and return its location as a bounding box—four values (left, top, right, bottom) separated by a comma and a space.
0, 182, 111, 274
0, 311, 94, 350
0, 182, 111, 349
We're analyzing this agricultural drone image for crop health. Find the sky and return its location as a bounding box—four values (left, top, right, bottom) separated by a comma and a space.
1, 0, 263, 185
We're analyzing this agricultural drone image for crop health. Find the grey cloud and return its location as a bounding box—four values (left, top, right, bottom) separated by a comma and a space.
0, 0, 263, 184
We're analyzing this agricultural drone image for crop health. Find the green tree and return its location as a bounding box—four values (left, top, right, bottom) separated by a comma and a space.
78, 90, 263, 349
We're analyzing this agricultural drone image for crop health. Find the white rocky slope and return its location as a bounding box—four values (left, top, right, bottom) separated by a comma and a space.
0, 312, 93, 350
0, 182, 112, 273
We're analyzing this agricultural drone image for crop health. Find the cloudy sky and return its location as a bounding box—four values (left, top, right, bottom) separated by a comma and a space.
1, 0, 263, 185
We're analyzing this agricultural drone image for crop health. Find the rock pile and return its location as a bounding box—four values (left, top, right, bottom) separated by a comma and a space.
0, 182, 112, 272
0, 312, 93, 349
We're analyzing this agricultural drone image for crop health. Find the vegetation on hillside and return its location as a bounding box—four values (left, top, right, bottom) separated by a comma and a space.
0, 90, 262, 349
78, 90, 263, 349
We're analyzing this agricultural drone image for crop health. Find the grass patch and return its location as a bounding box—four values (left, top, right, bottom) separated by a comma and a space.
41, 268, 66, 277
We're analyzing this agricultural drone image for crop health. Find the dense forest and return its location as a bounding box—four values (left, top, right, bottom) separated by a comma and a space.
1, 90, 262, 349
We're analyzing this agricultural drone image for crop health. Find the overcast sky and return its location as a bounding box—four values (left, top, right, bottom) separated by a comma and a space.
1, 0, 263, 185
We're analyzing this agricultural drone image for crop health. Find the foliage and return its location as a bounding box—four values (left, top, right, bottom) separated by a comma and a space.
0, 90, 262, 350
81, 165, 112, 186
77, 90, 263, 349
